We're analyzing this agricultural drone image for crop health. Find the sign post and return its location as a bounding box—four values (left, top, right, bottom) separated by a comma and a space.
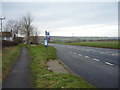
44, 31, 50, 57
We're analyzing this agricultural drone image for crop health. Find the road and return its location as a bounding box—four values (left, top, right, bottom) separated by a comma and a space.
49, 44, 119, 88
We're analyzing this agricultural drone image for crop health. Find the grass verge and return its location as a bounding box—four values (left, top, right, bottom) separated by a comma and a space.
2, 44, 23, 82
52, 40, 120, 49
28, 44, 95, 88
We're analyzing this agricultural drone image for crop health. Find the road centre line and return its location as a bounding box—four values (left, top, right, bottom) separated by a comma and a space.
105, 62, 114, 66
111, 53, 118, 56
69, 51, 72, 53
93, 58, 99, 61
100, 52, 104, 54
61, 48, 118, 68
84, 56, 89, 58
63, 49, 118, 68
78, 54, 82, 56
73, 53, 77, 55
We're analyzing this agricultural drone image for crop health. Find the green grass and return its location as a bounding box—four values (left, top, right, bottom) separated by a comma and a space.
28, 44, 95, 88
53, 41, 120, 49
2, 44, 23, 82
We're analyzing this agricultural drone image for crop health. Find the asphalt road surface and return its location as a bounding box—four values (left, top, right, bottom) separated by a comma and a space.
3, 47, 32, 88
49, 44, 119, 88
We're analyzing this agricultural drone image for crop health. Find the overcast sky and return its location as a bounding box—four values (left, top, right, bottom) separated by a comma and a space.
1, 1, 118, 37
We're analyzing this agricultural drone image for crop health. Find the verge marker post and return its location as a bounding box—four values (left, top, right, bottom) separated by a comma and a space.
44, 31, 50, 59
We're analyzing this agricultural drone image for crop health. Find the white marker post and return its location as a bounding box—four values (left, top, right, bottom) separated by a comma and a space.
44, 31, 50, 57
44, 39, 48, 47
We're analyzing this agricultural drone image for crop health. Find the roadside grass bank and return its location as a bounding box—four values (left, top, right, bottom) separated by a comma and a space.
52, 41, 120, 49
0, 49, 2, 83
2, 44, 24, 82
28, 44, 95, 88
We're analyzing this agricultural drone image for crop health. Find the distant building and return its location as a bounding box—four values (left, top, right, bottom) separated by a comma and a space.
29, 36, 39, 44
0, 31, 23, 43
0, 31, 13, 41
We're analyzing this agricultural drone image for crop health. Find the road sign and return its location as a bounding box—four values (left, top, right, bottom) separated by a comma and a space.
47, 32, 50, 35
45, 31, 49, 35
47, 36, 50, 41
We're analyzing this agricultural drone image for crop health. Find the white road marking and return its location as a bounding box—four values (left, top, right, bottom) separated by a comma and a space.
100, 52, 104, 54
69, 51, 72, 54
93, 58, 99, 61
111, 54, 115, 56
73, 53, 77, 55
81, 49, 85, 50
107, 52, 114, 53
105, 62, 114, 66
64, 50, 66, 51
78, 54, 82, 56
84, 56, 89, 58
111, 53, 118, 56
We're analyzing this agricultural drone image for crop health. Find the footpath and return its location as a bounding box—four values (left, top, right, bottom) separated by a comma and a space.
3, 47, 32, 88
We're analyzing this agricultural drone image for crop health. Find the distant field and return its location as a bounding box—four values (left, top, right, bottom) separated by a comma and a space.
53, 41, 120, 49
39, 36, 119, 42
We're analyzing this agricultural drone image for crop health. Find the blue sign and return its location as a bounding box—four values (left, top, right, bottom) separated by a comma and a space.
44, 31, 50, 47
47, 36, 50, 41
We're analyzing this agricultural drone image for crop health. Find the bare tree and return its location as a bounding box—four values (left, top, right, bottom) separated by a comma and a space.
5, 19, 22, 42
21, 13, 34, 45
4, 12, 39, 44
13, 20, 21, 37
5, 20, 15, 32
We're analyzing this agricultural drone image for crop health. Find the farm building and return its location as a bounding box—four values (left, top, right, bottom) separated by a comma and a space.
0, 31, 13, 41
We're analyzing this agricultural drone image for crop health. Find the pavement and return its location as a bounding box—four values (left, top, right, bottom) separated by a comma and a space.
2, 47, 32, 88
49, 44, 119, 88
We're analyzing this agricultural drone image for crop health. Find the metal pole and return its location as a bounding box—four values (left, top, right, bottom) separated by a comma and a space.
0, 17, 5, 32
45, 31, 47, 56
46, 46, 47, 56
0, 19, 3, 40
0, 19, 2, 32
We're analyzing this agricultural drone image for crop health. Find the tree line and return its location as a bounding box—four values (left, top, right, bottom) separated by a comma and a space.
4, 12, 39, 45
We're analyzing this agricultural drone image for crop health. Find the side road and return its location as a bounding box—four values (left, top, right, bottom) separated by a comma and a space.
3, 47, 32, 88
